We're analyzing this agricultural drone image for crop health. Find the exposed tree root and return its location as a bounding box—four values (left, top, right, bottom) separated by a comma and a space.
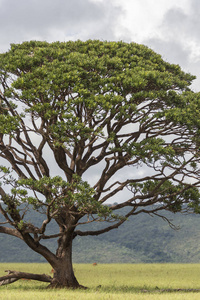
0, 270, 52, 286
47, 282, 87, 289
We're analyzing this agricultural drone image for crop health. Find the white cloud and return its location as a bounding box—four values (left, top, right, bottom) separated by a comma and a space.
0, 0, 199, 88
0, 0, 123, 52
110, 0, 190, 41
140, 0, 200, 91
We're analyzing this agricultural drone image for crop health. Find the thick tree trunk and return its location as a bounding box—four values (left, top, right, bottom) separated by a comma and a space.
0, 234, 84, 289
48, 238, 82, 289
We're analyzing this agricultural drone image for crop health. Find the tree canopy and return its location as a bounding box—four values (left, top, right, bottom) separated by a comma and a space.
0, 40, 200, 288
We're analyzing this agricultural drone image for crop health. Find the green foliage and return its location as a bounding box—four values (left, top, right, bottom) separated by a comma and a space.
11, 175, 122, 221
16, 220, 26, 230
0, 40, 197, 147
0, 166, 10, 174
0, 114, 19, 134
128, 179, 200, 213
0, 40, 198, 156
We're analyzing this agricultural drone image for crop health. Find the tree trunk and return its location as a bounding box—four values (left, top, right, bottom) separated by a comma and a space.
48, 238, 82, 289
0, 240, 82, 289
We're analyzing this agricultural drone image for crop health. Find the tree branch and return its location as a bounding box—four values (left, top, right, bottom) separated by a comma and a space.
0, 226, 23, 239
0, 270, 52, 286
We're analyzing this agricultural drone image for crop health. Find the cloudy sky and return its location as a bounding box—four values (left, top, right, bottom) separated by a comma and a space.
0, 0, 200, 90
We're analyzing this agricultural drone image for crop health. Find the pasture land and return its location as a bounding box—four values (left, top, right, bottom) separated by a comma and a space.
0, 263, 200, 299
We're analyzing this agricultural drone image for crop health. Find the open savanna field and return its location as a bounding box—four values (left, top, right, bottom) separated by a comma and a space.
1, 263, 200, 299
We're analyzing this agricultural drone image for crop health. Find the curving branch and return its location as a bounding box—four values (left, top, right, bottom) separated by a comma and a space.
0, 270, 52, 286
0, 226, 23, 239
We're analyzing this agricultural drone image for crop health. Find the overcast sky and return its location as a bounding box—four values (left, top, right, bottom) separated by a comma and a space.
0, 0, 199, 90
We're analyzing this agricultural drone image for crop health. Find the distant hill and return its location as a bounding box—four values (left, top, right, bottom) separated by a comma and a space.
1, 207, 200, 263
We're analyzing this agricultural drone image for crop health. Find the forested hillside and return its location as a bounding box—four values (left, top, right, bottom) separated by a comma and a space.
0, 207, 200, 263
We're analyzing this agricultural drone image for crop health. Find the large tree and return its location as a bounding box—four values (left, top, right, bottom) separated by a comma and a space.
0, 40, 200, 288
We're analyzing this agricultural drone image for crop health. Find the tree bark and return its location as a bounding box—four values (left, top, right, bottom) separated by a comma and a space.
48, 238, 82, 289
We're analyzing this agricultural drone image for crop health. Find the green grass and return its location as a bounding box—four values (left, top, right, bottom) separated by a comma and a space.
0, 263, 200, 299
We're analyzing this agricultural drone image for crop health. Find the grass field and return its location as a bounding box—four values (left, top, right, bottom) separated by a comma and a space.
0, 263, 200, 299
